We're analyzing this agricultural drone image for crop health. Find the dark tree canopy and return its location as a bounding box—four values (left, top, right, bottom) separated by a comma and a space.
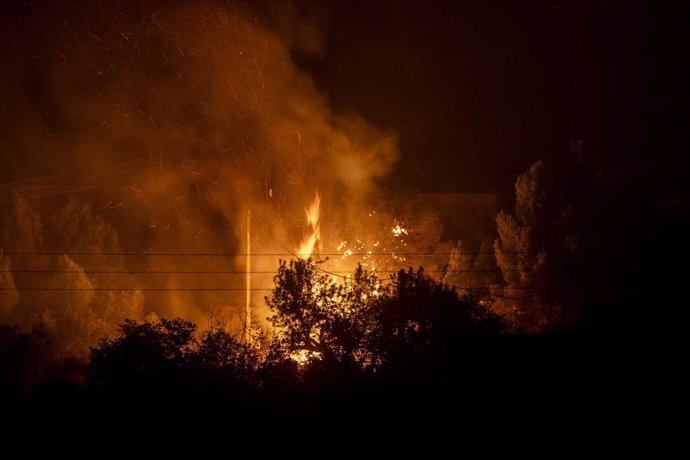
374, 267, 504, 375
266, 258, 504, 374
265, 259, 381, 369
89, 318, 197, 383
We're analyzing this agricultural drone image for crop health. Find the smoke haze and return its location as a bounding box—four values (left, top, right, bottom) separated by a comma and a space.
0, 1, 402, 340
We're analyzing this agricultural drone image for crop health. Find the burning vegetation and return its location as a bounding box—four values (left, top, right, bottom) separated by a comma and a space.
0, 0, 468, 358
0, 0, 645, 369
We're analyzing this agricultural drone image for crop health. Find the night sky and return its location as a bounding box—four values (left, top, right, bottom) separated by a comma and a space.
292, 0, 688, 194
1, 0, 687, 194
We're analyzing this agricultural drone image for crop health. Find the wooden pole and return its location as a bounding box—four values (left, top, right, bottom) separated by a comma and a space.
245, 209, 251, 343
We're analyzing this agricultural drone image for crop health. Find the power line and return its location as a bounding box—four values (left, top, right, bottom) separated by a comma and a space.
0, 270, 283, 274
0, 185, 119, 205
0, 287, 273, 291
0, 269, 527, 274
0, 251, 548, 256
0, 287, 566, 309
0, 161, 137, 188
0, 286, 570, 291
482, 292, 560, 308
0, 174, 135, 198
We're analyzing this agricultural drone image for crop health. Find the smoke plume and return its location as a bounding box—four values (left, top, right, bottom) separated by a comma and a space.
0, 0, 401, 339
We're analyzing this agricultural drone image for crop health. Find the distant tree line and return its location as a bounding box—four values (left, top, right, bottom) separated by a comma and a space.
1, 155, 661, 425
444, 156, 653, 333
1, 259, 504, 415
88, 259, 503, 387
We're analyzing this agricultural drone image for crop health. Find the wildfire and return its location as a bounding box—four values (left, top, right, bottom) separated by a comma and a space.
291, 349, 322, 366
297, 193, 321, 258
392, 224, 408, 237
287, 198, 437, 366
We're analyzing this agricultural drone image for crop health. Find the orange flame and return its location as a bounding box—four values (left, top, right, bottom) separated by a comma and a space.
297, 193, 321, 258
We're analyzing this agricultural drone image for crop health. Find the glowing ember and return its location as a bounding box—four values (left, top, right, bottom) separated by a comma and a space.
392, 224, 408, 237
291, 349, 321, 366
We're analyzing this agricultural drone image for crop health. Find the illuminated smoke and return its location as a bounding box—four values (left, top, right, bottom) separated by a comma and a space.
0, 1, 402, 329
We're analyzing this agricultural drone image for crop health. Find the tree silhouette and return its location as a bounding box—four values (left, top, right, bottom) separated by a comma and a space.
265, 259, 380, 369
89, 317, 196, 384
442, 240, 475, 292
40, 255, 103, 358
51, 198, 144, 337
0, 194, 143, 358
267, 259, 503, 376
0, 323, 54, 393
77, 257, 508, 422
0, 193, 49, 326
193, 328, 261, 383
0, 250, 18, 322
374, 267, 503, 376
494, 160, 589, 331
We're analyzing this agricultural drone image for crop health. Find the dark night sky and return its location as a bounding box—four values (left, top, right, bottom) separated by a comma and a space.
0, 0, 687, 195
293, 0, 688, 194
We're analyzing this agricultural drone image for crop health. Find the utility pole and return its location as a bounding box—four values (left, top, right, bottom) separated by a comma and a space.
245, 209, 251, 343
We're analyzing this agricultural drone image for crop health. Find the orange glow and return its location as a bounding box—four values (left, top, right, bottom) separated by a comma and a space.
297, 193, 321, 258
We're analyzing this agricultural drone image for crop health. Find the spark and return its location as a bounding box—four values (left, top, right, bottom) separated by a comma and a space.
392, 224, 408, 237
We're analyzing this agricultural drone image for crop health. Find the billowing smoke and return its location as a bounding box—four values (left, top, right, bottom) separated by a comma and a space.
0, 0, 405, 351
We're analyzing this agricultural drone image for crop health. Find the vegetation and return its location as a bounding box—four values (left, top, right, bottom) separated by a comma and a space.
0, 259, 508, 424
88, 259, 502, 385
0, 160, 662, 426
493, 160, 588, 331
0, 195, 143, 358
